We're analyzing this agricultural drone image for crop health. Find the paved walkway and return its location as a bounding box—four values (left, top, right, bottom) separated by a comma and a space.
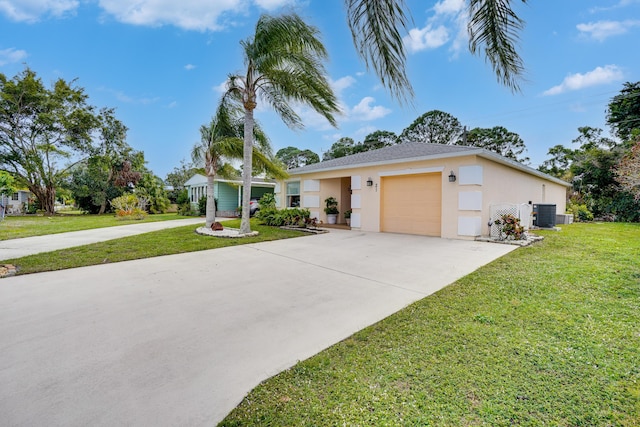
0, 217, 208, 260
0, 229, 517, 426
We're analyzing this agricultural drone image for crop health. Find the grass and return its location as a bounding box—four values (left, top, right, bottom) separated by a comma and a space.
219, 223, 640, 426
0, 213, 190, 240
3, 219, 308, 275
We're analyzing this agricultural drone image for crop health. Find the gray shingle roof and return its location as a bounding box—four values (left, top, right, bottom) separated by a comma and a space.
289, 143, 476, 174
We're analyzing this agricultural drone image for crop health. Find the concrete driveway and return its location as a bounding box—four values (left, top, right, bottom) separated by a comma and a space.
0, 230, 516, 426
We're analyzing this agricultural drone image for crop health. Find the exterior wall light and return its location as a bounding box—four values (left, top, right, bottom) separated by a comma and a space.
448, 171, 456, 182
366, 177, 373, 187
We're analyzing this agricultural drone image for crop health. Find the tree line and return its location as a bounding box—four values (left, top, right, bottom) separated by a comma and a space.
288, 110, 530, 166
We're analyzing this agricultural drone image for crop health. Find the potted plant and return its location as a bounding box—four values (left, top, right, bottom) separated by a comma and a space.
344, 209, 352, 226
324, 196, 339, 224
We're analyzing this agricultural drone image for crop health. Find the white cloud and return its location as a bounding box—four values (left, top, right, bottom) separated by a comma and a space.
0, 0, 78, 22
404, 0, 467, 55
404, 25, 449, 53
543, 65, 624, 96
98, 0, 244, 31
0, 47, 28, 65
350, 97, 391, 121
184, 64, 196, 70
331, 76, 356, 95
252, 0, 295, 10
433, 0, 465, 15
577, 20, 640, 41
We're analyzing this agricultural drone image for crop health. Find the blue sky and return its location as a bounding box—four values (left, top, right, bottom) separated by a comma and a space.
1, 0, 639, 179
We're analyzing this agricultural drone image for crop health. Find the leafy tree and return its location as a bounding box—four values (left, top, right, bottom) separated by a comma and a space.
323, 137, 357, 161
221, 13, 339, 234
345, 0, 527, 103
606, 81, 640, 143
0, 171, 16, 196
538, 145, 575, 179
192, 103, 286, 228
165, 159, 197, 191
616, 138, 640, 201
276, 146, 320, 169
0, 68, 99, 215
567, 127, 640, 220
68, 108, 141, 214
362, 130, 397, 150
134, 169, 170, 214
398, 110, 463, 145
0, 170, 16, 218
461, 126, 529, 163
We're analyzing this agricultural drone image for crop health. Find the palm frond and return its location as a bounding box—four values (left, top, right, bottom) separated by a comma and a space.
345, 0, 414, 105
468, 0, 528, 93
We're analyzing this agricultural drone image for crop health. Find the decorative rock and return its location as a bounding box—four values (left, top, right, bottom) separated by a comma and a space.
211, 222, 224, 231
195, 227, 259, 238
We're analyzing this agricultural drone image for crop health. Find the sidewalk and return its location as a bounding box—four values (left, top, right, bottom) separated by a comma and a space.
0, 217, 208, 260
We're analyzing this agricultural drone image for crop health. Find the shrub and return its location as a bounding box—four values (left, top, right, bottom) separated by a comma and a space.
198, 195, 207, 216
257, 207, 312, 227
258, 193, 276, 210
110, 194, 147, 220
494, 214, 526, 240
567, 201, 593, 222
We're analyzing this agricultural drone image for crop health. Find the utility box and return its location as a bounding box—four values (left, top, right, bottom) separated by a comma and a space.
533, 204, 557, 228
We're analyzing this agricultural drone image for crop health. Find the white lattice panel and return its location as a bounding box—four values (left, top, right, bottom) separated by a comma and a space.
490, 203, 531, 239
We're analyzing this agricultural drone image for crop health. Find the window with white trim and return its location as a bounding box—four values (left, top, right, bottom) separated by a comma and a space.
286, 181, 300, 207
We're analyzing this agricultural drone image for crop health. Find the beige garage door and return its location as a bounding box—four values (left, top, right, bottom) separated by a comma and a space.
380, 173, 442, 236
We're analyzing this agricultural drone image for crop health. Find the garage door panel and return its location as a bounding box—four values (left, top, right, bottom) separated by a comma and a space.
381, 173, 441, 236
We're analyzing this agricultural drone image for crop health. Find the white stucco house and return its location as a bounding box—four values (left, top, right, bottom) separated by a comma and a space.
275, 143, 570, 240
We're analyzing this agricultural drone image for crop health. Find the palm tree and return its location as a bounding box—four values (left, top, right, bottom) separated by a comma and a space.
221, 13, 339, 234
192, 103, 286, 228
345, 0, 527, 103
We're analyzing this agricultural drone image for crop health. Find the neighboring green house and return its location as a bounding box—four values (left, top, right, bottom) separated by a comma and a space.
184, 174, 275, 217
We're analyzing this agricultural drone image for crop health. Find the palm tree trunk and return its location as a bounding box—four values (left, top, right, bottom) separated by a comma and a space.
205, 173, 216, 228
240, 107, 255, 234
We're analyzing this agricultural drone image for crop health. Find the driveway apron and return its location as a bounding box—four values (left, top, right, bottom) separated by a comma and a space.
0, 229, 516, 426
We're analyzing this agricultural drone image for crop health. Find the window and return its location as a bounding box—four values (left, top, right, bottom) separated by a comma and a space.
12, 193, 18, 201
286, 181, 300, 207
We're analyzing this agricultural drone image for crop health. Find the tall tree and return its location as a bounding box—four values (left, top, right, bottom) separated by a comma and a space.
362, 130, 397, 150
606, 81, 640, 143
398, 110, 463, 145
461, 126, 529, 163
221, 13, 339, 234
165, 159, 197, 192
192, 103, 286, 228
538, 144, 574, 179
276, 146, 320, 169
323, 137, 357, 161
345, 0, 528, 103
0, 68, 99, 215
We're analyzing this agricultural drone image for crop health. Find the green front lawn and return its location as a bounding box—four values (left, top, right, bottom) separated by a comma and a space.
219, 223, 640, 426
3, 219, 307, 275
0, 213, 191, 240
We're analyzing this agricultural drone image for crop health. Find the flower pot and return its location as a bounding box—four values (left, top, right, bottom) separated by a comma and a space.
345, 218, 351, 226
327, 214, 337, 224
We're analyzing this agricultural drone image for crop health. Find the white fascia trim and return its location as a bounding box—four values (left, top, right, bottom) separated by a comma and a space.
378, 166, 444, 177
